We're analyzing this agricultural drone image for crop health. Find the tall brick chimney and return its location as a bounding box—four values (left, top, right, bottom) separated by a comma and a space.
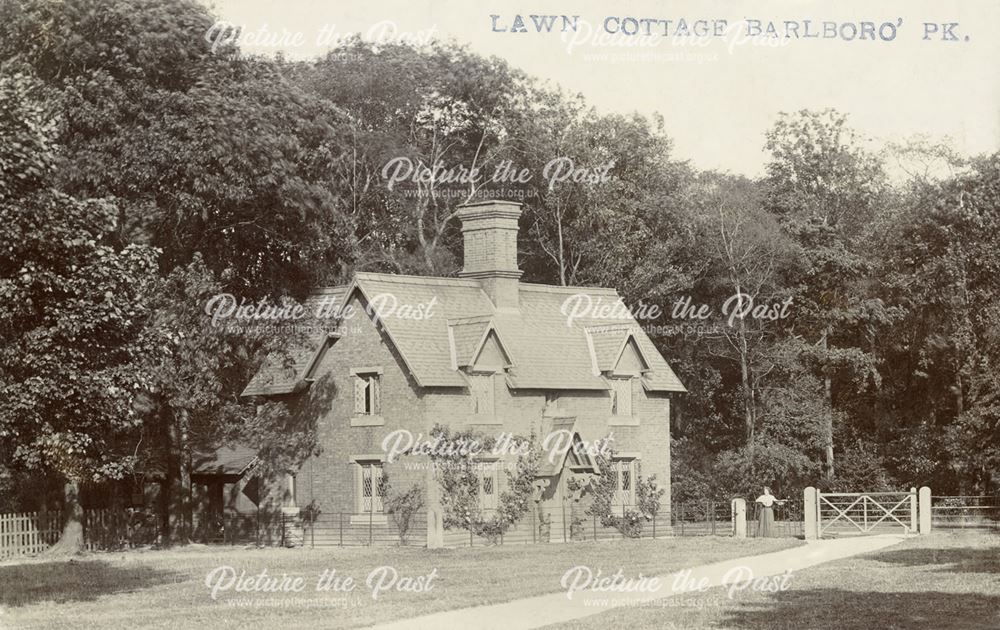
456, 200, 522, 310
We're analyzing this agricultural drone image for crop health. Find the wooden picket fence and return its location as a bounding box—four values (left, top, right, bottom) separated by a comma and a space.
0, 508, 165, 559
0, 511, 63, 560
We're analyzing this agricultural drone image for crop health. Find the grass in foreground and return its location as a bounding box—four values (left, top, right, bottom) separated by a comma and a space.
543, 531, 1000, 630
0, 536, 799, 629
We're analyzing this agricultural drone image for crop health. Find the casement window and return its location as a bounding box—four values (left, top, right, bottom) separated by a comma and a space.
470, 373, 495, 417
356, 460, 386, 514
544, 392, 560, 415
353, 372, 381, 416
476, 461, 500, 511
610, 378, 633, 417
566, 445, 587, 469
610, 458, 638, 508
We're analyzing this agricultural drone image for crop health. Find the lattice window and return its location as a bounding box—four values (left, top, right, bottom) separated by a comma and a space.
353, 373, 381, 415
477, 462, 499, 511
357, 461, 385, 513
611, 458, 637, 508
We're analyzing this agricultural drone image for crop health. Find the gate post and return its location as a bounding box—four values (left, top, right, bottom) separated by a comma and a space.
909, 487, 918, 534
804, 486, 819, 540
426, 509, 444, 549
731, 498, 747, 538
918, 487, 931, 535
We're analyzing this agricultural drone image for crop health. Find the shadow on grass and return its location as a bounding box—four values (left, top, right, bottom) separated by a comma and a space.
0, 560, 179, 607
721, 589, 1000, 630
872, 546, 1000, 574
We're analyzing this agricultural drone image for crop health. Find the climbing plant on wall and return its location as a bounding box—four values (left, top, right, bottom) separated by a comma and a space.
585, 450, 665, 538
427, 424, 540, 544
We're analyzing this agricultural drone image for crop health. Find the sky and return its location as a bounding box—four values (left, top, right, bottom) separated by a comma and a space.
205, 0, 1000, 177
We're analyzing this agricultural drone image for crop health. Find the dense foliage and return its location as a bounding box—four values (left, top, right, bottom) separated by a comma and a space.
1, 0, 997, 540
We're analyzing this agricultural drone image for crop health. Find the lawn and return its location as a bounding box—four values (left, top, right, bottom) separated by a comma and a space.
541, 531, 1000, 630
0, 536, 799, 629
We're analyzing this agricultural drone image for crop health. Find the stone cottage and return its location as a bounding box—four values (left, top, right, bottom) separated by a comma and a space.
241, 200, 685, 545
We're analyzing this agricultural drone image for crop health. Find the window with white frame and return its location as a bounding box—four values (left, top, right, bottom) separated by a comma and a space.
356, 460, 385, 513
353, 372, 381, 416
610, 378, 633, 417
469, 373, 495, 417
610, 458, 638, 508
476, 461, 499, 511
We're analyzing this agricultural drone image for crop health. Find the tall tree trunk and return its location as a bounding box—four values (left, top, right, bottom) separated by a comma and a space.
955, 371, 964, 417
821, 328, 835, 481
824, 375, 834, 480
557, 212, 567, 286
47, 480, 84, 555
736, 314, 757, 475
740, 347, 753, 444
734, 297, 755, 447
180, 410, 193, 541
166, 410, 193, 544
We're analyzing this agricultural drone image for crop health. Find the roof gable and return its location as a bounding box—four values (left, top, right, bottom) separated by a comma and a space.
473, 330, 511, 371
615, 337, 650, 375
584, 326, 652, 375
448, 317, 515, 372
537, 420, 599, 476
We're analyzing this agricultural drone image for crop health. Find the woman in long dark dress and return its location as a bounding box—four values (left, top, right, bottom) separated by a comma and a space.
755, 487, 785, 537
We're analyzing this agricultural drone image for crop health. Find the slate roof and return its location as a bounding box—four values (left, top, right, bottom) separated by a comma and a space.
586, 325, 631, 372
241, 287, 344, 396
242, 272, 685, 396
192, 445, 258, 476
448, 317, 494, 368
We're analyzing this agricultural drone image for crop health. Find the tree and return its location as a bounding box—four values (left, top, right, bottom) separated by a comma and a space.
298, 39, 530, 276
1, 2, 353, 543
694, 175, 795, 449
136, 257, 320, 542
0, 71, 159, 552
2, 0, 353, 298
510, 86, 591, 286
764, 109, 890, 480
877, 154, 1000, 493
517, 109, 693, 294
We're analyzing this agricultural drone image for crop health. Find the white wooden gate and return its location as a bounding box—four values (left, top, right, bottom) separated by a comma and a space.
817, 490, 917, 536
